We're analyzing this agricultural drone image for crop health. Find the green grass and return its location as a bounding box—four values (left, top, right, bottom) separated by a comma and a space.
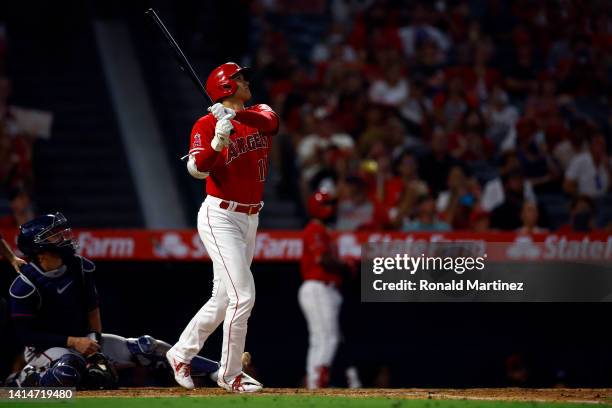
1, 396, 607, 408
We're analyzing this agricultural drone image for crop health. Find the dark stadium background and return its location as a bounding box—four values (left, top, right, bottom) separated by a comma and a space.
1, 0, 612, 388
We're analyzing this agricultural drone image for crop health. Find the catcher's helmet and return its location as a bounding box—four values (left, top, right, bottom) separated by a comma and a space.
307, 191, 337, 220
17, 212, 77, 258
206, 62, 252, 102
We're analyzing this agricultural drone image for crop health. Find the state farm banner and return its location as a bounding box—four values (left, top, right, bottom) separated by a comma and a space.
0, 229, 611, 262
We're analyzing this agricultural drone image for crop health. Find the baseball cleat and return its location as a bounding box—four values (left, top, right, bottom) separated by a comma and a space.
211, 351, 253, 383
345, 366, 362, 388
218, 372, 262, 393
166, 349, 194, 389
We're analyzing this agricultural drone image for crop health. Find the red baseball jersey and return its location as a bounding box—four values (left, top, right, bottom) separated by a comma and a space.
300, 220, 343, 286
189, 104, 279, 204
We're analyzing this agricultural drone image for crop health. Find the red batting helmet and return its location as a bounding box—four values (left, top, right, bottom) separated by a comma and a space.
206, 62, 252, 102
307, 191, 337, 220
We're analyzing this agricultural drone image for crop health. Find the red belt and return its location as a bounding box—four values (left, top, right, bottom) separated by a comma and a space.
218, 200, 262, 215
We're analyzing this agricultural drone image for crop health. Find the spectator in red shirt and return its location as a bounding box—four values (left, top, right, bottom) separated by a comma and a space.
558, 195, 596, 233
524, 77, 560, 120
470, 207, 491, 232
448, 109, 493, 162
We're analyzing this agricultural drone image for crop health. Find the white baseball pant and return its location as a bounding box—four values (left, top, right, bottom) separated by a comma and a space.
298, 279, 342, 388
171, 195, 258, 385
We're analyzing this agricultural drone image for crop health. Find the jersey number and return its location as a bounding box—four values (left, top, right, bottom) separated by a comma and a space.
257, 157, 268, 182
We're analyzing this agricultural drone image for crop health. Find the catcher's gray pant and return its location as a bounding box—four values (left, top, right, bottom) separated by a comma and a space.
22, 333, 169, 373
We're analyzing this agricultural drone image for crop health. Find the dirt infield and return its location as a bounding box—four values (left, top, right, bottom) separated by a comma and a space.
78, 387, 612, 403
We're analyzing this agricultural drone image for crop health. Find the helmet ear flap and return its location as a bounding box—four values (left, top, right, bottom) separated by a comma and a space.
215, 80, 238, 102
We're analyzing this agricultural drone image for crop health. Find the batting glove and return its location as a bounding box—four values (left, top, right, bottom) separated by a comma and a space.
208, 103, 236, 120
211, 113, 233, 151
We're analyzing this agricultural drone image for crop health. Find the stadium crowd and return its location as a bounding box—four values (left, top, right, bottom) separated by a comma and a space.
1, 2, 611, 233
248, 0, 612, 232
0, 27, 36, 229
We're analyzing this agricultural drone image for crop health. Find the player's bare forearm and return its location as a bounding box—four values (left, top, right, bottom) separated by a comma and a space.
67, 336, 101, 355
88, 307, 102, 333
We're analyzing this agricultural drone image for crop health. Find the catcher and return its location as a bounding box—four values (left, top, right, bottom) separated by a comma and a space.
6, 213, 220, 388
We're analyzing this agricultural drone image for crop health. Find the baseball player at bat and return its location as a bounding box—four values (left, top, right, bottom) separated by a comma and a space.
5, 213, 221, 388
167, 62, 279, 393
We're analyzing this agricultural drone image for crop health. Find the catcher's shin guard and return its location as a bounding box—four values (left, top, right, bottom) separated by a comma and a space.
127, 335, 219, 376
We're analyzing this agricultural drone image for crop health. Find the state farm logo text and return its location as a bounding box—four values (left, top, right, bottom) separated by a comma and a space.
77, 232, 135, 258
506, 235, 612, 261
255, 233, 302, 259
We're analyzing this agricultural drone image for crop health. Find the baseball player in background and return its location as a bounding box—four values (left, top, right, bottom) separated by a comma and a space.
166, 62, 279, 393
299, 189, 350, 389
6, 213, 220, 388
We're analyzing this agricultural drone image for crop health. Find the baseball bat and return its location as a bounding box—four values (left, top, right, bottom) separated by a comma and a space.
144, 8, 212, 104
0, 238, 23, 274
